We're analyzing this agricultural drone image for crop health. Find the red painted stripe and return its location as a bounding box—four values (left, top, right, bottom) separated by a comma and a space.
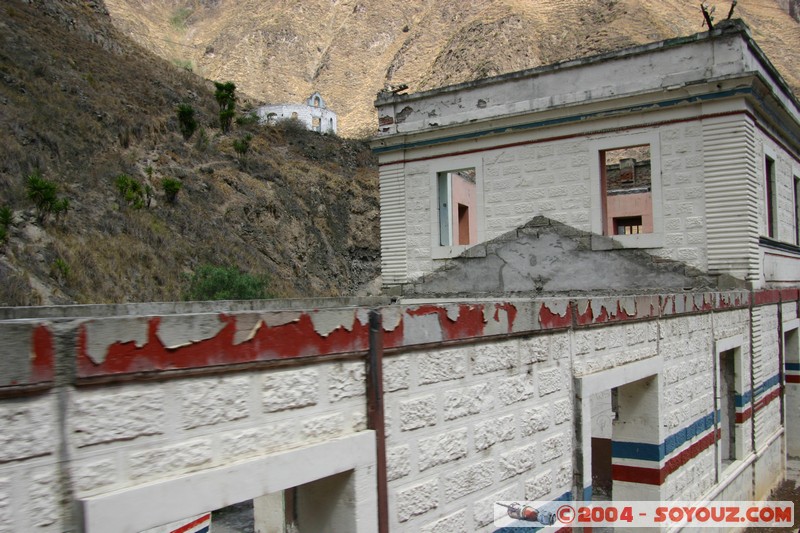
662, 429, 720, 478
171, 513, 211, 533
786, 375, 800, 384
754, 289, 782, 306
780, 288, 799, 302
612, 429, 721, 486
754, 387, 781, 413
611, 464, 664, 485
736, 407, 753, 423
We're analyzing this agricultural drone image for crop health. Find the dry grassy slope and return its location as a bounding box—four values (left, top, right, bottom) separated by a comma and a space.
0, 0, 379, 305
104, 0, 800, 137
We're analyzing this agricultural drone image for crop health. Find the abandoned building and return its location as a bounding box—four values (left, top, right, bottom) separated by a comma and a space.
256, 91, 338, 134
1, 19, 800, 533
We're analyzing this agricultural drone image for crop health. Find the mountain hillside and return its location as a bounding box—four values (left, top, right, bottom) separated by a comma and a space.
0, 0, 379, 305
104, 0, 800, 136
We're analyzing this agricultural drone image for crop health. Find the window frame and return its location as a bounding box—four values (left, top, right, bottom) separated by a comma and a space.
589, 131, 663, 249
793, 171, 800, 246
429, 154, 485, 259
764, 150, 777, 239
714, 335, 745, 479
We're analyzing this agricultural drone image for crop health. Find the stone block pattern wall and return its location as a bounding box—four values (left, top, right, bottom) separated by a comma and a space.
70, 361, 367, 499
0, 361, 367, 533
0, 394, 60, 533
399, 119, 707, 283
754, 305, 783, 450
383, 334, 573, 533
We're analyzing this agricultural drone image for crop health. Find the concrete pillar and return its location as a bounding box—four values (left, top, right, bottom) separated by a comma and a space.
254, 492, 286, 533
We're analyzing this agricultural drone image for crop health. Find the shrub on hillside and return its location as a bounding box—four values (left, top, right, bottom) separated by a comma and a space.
162, 178, 183, 204
235, 112, 259, 127
183, 264, 272, 301
26, 172, 69, 223
214, 81, 236, 133
176, 103, 197, 140
233, 134, 252, 165
115, 174, 147, 209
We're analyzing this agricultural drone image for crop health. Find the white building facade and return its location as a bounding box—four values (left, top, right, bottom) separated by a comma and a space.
257, 92, 338, 134
373, 21, 800, 290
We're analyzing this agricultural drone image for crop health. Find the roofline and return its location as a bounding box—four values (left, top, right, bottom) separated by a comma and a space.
374, 19, 800, 119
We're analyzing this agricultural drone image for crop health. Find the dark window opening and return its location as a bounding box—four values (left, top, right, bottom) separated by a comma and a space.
766, 156, 776, 238
718, 349, 736, 466
794, 176, 799, 245
457, 204, 470, 245
614, 216, 643, 235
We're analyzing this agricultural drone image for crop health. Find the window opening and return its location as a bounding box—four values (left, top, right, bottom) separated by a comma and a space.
766, 155, 776, 238
437, 168, 477, 247
291, 112, 298, 119
785, 328, 800, 457
718, 349, 736, 466
614, 216, 643, 235
457, 204, 470, 245
601, 145, 653, 236
313, 96, 321, 107
312, 117, 321, 132
794, 176, 800, 245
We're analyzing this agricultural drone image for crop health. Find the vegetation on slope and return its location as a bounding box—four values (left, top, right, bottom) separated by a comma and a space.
0, 0, 379, 306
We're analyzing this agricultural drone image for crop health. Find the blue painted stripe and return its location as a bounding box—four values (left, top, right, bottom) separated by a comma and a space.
786, 363, 800, 371
195, 527, 210, 533
583, 485, 593, 502
374, 88, 753, 154
612, 373, 782, 463
612, 440, 663, 462
735, 389, 752, 408
754, 374, 781, 398
613, 411, 717, 462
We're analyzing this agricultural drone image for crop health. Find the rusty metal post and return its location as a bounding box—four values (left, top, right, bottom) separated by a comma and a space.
366, 309, 389, 533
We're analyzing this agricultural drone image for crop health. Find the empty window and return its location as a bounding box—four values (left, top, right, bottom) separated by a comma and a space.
313, 96, 321, 107
312, 117, 321, 131
718, 348, 737, 466
614, 216, 643, 235
601, 145, 653, 236
765, 155, 776, 238
437, 168, 477, 247
291, 112, 298, 119
794, 175, 800, 245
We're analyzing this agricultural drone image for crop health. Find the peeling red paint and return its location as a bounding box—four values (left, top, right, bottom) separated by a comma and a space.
494, 303, 518, 333
538, 302, 572, 329
406, 304, 486, 340
30, 325, 55, 384
383, 317, 405, 349
76, 313, 371, 378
